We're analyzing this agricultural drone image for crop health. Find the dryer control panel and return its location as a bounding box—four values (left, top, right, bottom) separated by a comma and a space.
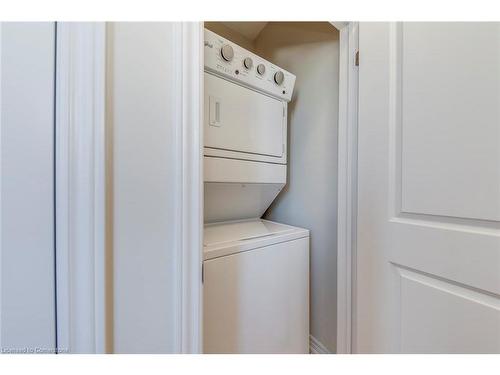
204, 28, 296, 102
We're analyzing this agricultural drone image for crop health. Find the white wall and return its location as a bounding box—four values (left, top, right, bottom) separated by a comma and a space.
255, 22, 339, 353
107, 22, 182, 353
0, 22, 56, 352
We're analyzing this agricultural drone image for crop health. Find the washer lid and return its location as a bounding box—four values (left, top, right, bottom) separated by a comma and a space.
203, 219, 309, 260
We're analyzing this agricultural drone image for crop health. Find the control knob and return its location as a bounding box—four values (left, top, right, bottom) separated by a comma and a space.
256, 63, 266, 75
221, 44, 234, 61
274, 71, 285, 85
243, 57, 253, 69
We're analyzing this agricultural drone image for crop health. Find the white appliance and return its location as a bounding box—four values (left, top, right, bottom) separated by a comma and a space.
203, 29, 309, 354
203, 220, 309, 353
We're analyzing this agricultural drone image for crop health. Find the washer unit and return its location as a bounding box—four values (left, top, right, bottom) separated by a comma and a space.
203, 29, 309, 354
203, 220, 309, 354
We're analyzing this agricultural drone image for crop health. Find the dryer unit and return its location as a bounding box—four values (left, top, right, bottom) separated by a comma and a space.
204, 28, 296, 223
203, 29, 309, 354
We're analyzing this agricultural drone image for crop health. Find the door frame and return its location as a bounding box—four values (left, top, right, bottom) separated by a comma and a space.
175, 22, 204, 354
335, 21, 359, 354
55, 22, 107, 353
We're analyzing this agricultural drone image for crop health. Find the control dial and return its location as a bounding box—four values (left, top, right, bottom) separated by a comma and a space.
221, 44, 234, 62
243, 57, 253, 69
274, 71, 285, 85
256, 63, 266, 75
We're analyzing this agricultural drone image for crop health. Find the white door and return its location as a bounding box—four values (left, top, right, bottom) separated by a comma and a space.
1, 22, 56, 352
356, 22, 500, 353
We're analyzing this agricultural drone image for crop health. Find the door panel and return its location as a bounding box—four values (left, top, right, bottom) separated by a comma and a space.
204, 72, 285, 158
356, 22, 500, 353
398, 267, 500, 353
1, 22, 56, 352
400, 23, 500, 221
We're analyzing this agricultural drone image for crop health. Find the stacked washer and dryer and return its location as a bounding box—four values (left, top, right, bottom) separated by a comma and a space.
203, 29, 310, 354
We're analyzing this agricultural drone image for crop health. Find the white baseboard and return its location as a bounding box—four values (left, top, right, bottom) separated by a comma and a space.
310, 335, 331, 354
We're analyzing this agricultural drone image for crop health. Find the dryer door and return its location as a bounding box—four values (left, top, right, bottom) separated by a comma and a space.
204, 72, 286, 161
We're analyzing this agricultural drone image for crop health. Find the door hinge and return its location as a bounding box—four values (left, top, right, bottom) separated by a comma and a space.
355, 50, 359, 66
201, 263, 204, 284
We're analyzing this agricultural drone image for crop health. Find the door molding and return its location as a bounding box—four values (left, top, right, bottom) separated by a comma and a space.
335, 21, 359, 354
55, 22, 107, 353
175, 22, 204, 354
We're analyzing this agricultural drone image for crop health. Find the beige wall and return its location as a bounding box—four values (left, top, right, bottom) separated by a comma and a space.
255, 22, 340, 353
204, 22, 257, 52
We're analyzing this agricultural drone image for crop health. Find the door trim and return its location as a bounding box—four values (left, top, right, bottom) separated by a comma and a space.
175, 22, 204, 354
55, 22, 107, 353
335, 21, 359, 354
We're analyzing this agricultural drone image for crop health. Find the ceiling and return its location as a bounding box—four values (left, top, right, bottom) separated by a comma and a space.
221, 22, 268, 41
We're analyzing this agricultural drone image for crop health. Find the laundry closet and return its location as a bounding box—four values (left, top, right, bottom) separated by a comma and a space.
202, 22, 339, 354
